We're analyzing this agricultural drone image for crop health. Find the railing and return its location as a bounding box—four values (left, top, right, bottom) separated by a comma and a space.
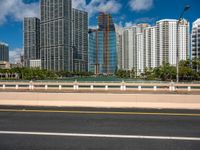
0, 81, 200, 92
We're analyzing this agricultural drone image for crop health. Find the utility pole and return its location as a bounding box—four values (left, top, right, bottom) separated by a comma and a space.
176, 5, 190, 83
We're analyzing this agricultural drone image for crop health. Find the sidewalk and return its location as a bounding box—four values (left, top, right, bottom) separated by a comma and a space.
0, 92, 200, 110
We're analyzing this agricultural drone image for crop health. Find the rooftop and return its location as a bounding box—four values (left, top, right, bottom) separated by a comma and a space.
193, 18, 200, 28
157, 19, 178, 23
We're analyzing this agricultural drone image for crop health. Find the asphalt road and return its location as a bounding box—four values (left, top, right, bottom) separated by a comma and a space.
0, 106, 200, 150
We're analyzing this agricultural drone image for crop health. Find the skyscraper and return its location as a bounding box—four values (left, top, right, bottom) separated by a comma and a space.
40, 0, 88, 72
156, 19, 190, 66
116, 27, 123, 70
122, 26, 136, 71
192, 18, 200, 59
23, 17, 40, 67
136, 33, 144, 74
121, 24, 150, 74
0, 42, 9, 62
88, 13, 117, 74
72, 9, 88, 72
144, 26, 156, 69
40, 0, 72, 71
120, 19, 189, 75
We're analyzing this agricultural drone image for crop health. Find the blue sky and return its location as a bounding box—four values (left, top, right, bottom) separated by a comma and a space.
0, 0, 199, 63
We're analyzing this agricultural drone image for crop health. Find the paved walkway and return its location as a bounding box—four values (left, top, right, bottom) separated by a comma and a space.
0, 92, 200, 109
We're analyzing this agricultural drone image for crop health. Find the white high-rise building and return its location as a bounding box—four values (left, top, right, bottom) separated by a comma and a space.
121, 24, 149, 72
156, 19, 177, 66
192, 18, 200, 59
136, 33, 144, 75
156, 19, 190, 66
119, 19, 189, 75
122, 26, 136, 70
178, 19, 190, 61
116, 27, 123, 70
144, 26, 156, 69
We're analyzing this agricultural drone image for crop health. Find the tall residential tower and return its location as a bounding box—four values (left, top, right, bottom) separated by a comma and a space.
120, 19, 189, 75
192, 18, 200, 59
121, 24, 151, 75
23, 17, 40, 67
40, 0, 88, 72
40, 0, 72, 71
156, 19, 190, 66
72, 9, 88, 72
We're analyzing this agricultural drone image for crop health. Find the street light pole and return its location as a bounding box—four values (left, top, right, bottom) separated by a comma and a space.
176, 5, 190, 83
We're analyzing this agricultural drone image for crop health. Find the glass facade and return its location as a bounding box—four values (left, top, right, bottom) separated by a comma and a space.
72, 9, 88, 72
40, 0, 72, 71
0, 43, 9, 62
88, 13, 117, 74
24, 17, 40, 67
40, 0, 88, 72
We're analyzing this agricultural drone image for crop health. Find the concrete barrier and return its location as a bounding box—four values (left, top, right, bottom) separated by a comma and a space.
0, 81, 200, 92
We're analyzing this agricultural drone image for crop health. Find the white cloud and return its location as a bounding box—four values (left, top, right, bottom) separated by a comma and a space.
9, 48, 23, 64
0, 0, 39, 25
89, 25, 98, 29
129, 0, 154, 12
134, 17, 156, 24
125, 21, 136, 27
115, 21, 123, 28
0, 0, 121, 24
115, 17, 155, 28
73, 0, 122, 18
115, 21, 135, 28
72, 0, 86, 10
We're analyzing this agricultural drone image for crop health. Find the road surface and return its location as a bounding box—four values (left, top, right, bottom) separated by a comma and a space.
0, 106, 200, 150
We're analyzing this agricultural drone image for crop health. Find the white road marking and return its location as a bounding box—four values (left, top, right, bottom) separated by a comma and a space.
0, 131, 200, 141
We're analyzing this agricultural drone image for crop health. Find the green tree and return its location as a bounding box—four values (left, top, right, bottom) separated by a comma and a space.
153, 63, 176, 81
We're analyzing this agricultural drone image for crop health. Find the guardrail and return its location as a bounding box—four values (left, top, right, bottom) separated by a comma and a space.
0, 81, 200, 92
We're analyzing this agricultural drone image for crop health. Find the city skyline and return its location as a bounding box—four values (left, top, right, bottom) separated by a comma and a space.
0, 0, 199, 63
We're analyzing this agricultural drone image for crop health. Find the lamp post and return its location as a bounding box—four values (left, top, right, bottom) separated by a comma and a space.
176, 5, 190, 83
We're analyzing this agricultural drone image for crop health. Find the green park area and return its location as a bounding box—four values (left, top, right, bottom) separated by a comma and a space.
0, 59, 200, 82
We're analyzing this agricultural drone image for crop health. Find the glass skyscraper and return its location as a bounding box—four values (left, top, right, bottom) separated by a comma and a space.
40, 0, 88, 72
0, 42, 9, 62
40, 0, 72, 71
24, 17, 40, 67
72, 9, 88, 72
88, 13, 117, 74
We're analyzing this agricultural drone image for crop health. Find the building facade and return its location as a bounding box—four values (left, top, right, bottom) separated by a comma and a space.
72, 9, 88, 72
0, 61, 10, 69
88, 13, 117, 74
136, 33, 144, 74
40, 0, 72, 71
192, 18, 200, 59
122, 26, 136, 71
144, 26, 156, 69
121, 24, 151, 75
0, 42, 9, 62
23, 17, 40, 67
116, 27, 123, 70
156, 19, 189, 66
119, 19, 189, 75
40, 0, 88, 72
30, 60, 41, 68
